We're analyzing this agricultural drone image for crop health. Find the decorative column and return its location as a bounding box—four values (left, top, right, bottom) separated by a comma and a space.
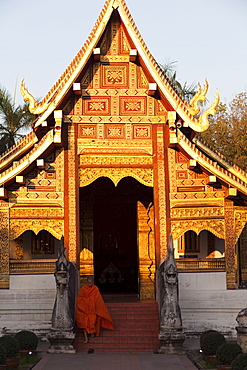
137, 201, 155, 300
0, 202, 10, 289
64, 123, 80, 266
225, 199, 237, 289
153, 124, 168, 264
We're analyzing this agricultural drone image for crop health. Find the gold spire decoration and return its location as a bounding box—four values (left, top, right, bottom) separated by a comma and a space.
188, 79, 209, 116
20, 79, 51, 115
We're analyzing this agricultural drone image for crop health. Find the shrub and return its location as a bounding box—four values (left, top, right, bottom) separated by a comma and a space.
0, 335, 19, 358
0, 345, 7, 365
200, 330, 226, 356
14, 330, 38, 351
232, 353, 247, 370
200, 330, 219, 347
216, 342, 242, 365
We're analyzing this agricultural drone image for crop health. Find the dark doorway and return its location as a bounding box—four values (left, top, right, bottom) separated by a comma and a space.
80, 177, 153, 294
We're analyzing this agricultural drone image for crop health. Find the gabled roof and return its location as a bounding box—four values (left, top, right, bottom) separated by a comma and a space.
20, 0, 219, 132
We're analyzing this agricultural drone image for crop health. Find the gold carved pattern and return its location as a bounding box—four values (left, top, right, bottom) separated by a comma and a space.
74, 97, 82, 115
156, 127, 167, 258
77, 139, 153, 155
225, 201, 237, 289
235, 210, 247, 244
120, 97, 146, 115
82, 88, 148, 97
120, 28, 130, 53
9, 191, 64, 207
55, 148, 64, 193
125, 123, 132, 139
171, 219, 225, 240
97, 124, 104, 139
79, 168, 153, 187
171, 207, 224, 219
10, 207, 63, 219
105, 125, 124, 138
111, 18, 118, 55
102, 65, 128, 88
9, 219, 63, 240
138, 68, 148, 88
111, 96, 119, 116
79, 156, 153, 166
168, 148, 177, 193
100, 55, 129, 63
148, 96, 154, 116
93, 62, 100, 89
83, 97, 110, 115
133, 125, 151, 139
67, 125, 77, 262
81, 68, 92, 89
14, 236, 23, 260
0, 206, 9, 288
138, 202, 155, 300
156, 100, 167, 115
177, 179, 206, 186
78, 125, 97, 138
129, 63, 137, 89
65, 115, 166, 124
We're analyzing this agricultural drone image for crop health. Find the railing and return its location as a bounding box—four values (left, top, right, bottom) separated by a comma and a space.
176, 258, 225, 272
9, 259, 57, 274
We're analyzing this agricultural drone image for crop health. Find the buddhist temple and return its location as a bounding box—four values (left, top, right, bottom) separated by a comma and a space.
1, 0, 247, 338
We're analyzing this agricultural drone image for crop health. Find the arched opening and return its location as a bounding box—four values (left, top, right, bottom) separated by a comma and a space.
10, 230, 60, 260
79, 176, 153, 295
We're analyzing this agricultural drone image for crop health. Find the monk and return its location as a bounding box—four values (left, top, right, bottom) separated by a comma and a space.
75, 276, 114, 343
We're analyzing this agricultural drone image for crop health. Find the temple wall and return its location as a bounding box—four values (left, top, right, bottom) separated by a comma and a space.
0, 275, 56, 335
179, 272, 247, 337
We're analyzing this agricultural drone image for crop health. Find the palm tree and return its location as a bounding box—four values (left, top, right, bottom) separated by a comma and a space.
0, 86, 34, 154
160, 60, 197, 102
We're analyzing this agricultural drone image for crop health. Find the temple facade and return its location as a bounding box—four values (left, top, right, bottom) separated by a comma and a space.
1, 0, 247, 336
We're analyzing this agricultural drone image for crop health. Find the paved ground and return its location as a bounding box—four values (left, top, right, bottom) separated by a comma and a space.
32, 338, 199, 370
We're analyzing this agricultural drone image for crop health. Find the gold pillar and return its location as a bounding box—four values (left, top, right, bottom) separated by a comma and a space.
239, 224, 247, 282
80, 248, 94, 286
137, 201, 155, 300
225, 200, 237, 289
0, 203, 10, 289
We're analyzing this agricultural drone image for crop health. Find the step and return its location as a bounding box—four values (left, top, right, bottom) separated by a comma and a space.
74, 300, 160, 352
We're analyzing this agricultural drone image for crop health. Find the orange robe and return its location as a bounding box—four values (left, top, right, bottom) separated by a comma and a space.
76, 284, 114, 336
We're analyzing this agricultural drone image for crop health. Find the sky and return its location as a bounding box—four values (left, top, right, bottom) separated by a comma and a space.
0, 0, 247, 107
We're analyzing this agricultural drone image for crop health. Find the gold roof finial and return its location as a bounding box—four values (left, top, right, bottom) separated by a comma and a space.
188, 79, 209, 116
20, 79, 50, 115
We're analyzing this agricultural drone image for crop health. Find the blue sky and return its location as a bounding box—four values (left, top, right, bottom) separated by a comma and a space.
0, 0, 247, 106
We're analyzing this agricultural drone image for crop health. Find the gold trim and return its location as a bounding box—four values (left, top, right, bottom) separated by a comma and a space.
79, 167, 153, 187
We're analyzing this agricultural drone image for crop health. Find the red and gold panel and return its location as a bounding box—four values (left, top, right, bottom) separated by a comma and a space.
83, 97, 110, 116
176, 152, 189, 163
78, 124, 97, 138
120, 97, 146, 116
177, 171, 188, 180
105, 124, 125, 138
133, 125, 151, 139
120, 28, 131, 54
156, 100, 167, 115
101, 64, 128, 88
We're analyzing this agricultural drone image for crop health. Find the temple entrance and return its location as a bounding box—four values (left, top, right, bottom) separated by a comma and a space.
79, 177, 153, 295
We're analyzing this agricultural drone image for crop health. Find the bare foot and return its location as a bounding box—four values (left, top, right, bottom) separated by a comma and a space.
83, 330, 88, 343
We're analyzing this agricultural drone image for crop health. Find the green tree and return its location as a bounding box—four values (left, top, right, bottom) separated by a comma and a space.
160, 60, 197, 102
0, 86, 34, 154
200, 92, 247, 171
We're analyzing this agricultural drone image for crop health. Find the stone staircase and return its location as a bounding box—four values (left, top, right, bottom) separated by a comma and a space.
74, 300, 160, 352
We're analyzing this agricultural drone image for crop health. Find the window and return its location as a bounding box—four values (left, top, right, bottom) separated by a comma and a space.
31, 230, 54, 254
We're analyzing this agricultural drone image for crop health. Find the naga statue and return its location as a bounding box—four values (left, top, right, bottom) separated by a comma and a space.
156, 234, 185, 354
51, 247, 73, 330
47, 244, 79, 353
